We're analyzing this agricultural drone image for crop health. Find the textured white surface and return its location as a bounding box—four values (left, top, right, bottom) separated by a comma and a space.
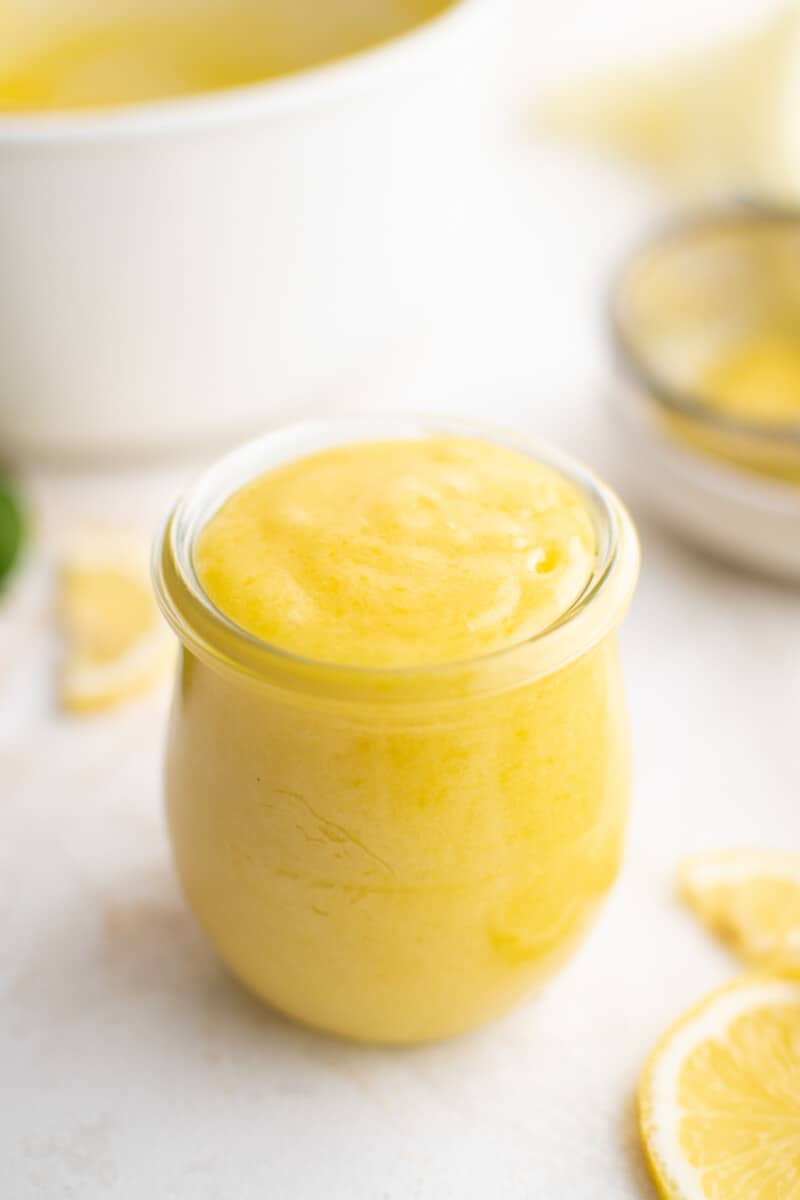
2, 2, 798, 1196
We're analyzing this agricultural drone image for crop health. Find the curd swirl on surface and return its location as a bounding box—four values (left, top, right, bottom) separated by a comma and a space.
195, 437, 597, 667
162, 430, 637, 1043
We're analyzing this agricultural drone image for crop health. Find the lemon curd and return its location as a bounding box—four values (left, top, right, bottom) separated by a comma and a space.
196, 438, 598, 667
156, 427, 639, 1043
656, 335, 800, 483
0, 0, 452, 112
701, 334, 800, 427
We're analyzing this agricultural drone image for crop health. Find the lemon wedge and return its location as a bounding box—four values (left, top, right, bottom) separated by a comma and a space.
640, 974, 800, 1200
58, 531, 174, 713
539, 6, 800, 201
679, 848, 800, 969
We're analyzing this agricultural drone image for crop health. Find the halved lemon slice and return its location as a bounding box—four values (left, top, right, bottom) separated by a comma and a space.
679, 849, 800, 969
640, 975, 800, 1200
58, 530, 174, 713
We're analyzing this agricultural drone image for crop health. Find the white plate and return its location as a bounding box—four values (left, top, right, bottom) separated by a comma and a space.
610, 380, 800, 581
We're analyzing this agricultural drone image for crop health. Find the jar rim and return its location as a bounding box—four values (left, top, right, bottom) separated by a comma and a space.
153, 416, 640, 702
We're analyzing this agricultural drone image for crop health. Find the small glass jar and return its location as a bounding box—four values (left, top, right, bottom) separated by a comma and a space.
154, 418, 640, 1044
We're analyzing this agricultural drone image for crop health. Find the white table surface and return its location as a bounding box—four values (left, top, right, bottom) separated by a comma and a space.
3, 3, 798, 1196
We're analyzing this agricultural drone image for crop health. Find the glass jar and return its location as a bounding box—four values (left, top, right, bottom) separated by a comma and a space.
154, 418, 640, 1044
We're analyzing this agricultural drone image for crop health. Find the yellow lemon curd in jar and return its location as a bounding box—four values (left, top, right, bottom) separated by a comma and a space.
166, 435, 635, 1043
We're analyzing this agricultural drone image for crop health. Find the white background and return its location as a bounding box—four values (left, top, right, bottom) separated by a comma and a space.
2, 1, 798, 1196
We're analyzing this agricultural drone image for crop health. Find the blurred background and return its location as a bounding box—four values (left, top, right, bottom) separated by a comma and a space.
2, 0, 799, 1196
6, 0, 798, 523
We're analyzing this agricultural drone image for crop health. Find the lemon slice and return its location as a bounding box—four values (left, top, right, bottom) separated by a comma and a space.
538, 6, 800, 201
679, 849, 800, 969
58, 531, 174, 713
640, 975, 800, 1200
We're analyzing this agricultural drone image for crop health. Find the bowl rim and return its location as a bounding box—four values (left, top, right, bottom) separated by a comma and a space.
609, 206, 800, 454
610, 379, 800, 513
0, 0, 488, 145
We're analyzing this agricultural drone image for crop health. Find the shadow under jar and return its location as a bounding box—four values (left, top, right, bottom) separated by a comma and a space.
154, 419, 640, 1044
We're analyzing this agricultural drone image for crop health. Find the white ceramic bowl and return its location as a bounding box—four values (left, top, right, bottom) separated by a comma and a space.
0, 0, 492, 462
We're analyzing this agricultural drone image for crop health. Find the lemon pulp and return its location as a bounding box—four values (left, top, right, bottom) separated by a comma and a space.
641, 976, 800, 1200
679, 849, 800, 969
59, 531, 174, 713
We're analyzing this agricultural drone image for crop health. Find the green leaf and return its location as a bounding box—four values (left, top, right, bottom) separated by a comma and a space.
0, 482, 24, 588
